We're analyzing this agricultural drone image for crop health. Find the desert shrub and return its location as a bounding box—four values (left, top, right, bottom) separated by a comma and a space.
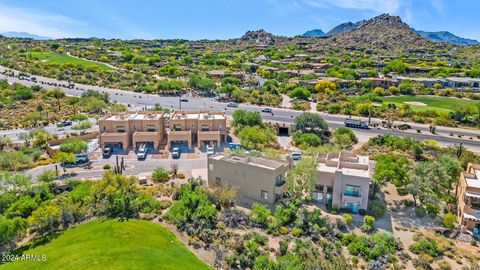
103, 164, 111, 170
403, 199, 415, 207
425, 203, 440, 217
291, 227, 303, 237
178, 172, 185, 179
442, 212, 456, 229
158, 199, 172, 210
410, 239, 444, 257
342, 213, 353, 224
412, 258, 433, 270
249, 203, 270, 227
151, 167, 169, 183
218, 208, 251, 228
367, 200, 387, 218
343, 232, 399, 261
361, 215, 375, 233
279, 239, 288, 256
415, 206, 427, 218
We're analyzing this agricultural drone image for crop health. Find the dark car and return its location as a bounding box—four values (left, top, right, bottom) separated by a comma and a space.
227, 102, 238, 108
261, 108, 272, 113
102, 147, 113, 158
397, 124, 412, 130
171, 147, 180, 159
57, 120, 73, 127
180, 98, 188, 102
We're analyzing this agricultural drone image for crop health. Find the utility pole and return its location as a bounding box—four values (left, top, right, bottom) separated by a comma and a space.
179, 96, 182, 110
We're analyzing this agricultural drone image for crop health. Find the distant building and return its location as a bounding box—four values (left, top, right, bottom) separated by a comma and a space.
312, 152, 371, 213
207, 154, 289, 208
364, 77, 399, 88
457, 163, 480, 231
446, 77, 480, 89
207, 70, 245, 79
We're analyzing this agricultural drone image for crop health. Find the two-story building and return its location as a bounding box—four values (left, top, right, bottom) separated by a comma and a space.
312, 152, 371, 213
207, 154, 289, 208
98, 111, 166, 151
457, 163, 480, 231
166, 111, 227, 149
98, 110, 227, 152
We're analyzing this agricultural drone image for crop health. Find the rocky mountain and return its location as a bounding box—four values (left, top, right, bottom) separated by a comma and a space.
325, 14, 430, 50
326, 20, 365, 36
1, 31, 51, 40
240, 29, 277, 45
415, 30, 479, 45
302, 29, 325, 37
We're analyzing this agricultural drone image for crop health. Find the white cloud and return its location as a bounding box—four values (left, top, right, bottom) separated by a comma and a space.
0, 4, 86, 38
302, 0, 401, 13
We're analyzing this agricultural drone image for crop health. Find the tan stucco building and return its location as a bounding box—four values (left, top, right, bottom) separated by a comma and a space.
167, 111, 227, 149
98, 110, 227, 151
312, 152, 371, 213
457, 163, 480, 231
207, 154, 289, 208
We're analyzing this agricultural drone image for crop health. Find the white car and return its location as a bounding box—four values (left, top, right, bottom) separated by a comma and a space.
136, 145, 148, 160
206, 146, 215, 156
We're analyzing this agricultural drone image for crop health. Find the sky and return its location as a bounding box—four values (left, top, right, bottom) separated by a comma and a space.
0, 0, 479, 40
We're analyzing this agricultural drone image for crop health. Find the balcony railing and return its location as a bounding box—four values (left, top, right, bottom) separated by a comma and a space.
343, 192, 361, 198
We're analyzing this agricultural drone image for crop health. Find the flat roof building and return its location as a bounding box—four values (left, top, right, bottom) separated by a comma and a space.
207, 153, 289, 208
312, 152, 371, 213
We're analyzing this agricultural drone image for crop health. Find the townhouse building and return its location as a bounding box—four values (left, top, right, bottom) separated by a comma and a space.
457, 163, 480, 231
312, 152, 371, 213
207, 154, 289, 208
98, 110, 227, 151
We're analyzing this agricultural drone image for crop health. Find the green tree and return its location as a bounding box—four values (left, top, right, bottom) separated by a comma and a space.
372, 154, 409, 198
333, 127, 358, 148
54, 152, 75, 174
0, 136, 12, 150
27, 203, 61, 234
46, 88, 66, 111
37, 169, 59, 183
292, 112, 329, 141
288, 87, 310, 100
286, 157, 317, 198
0, 216, 27, 249
249, 203, 271, 227
232, 110, 262, 127
237, 126, 276, 150
59, 139, 88, 154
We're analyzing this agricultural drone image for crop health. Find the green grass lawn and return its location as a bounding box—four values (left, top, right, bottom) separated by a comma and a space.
27, 51, 112, 71
0, 219, 211, 270
350, 95, 480, 113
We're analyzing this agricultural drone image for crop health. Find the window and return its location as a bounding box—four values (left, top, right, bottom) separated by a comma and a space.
344, 185, 361, 197
275, 175, 284, 186
116, 125, 126, 133
146, 125, 156, 132
173, 124, 182, 131
275, 193, 282, 202
215, 177, 222, 186
261, 190, 268, 200
201, 125, 210, 131
209, 164, 214, 171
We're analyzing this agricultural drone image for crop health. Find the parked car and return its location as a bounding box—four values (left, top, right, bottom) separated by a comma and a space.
227, 102, 238, 108
102, 147, 113, 158
180, 98, 188, 102
57, 120, 72, 127
206, 145, 215, 156
136, 144, 148, 160
74, 154, 89, 164
261, 108, 272, 113
397, 124, 412, 130
289, 152, 302, 160
172, 147, 180, 159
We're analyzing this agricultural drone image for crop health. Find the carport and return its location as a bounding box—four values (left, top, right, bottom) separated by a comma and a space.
171, 141, 190, 152
104, 142, 124, 152
135, 141, 155, 152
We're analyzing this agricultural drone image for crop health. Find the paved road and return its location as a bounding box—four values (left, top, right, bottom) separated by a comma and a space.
2, 66, 480, 152
26, 155, 207, 182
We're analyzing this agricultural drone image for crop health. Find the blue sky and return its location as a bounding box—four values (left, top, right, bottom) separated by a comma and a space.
0, 0, 479, 40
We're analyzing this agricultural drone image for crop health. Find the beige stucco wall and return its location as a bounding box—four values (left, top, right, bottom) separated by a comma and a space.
207, 157, 288, 207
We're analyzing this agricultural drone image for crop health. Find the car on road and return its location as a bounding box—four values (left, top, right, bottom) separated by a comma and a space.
206, 145, 215, 156
171, 147, 180, 159
57, 120, 72, 127
397, 124, 412, 130
261, 108, 272, 113
227, 102, 238, 108
102, 147, 113, 158
288, 152, 302, 160
136, 144, 148, 160
180, 98, 188, 102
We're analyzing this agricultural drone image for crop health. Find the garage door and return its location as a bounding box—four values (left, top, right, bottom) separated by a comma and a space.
136, 142, 154, 152
171, 141, 189, 152
105, 142, 123, 151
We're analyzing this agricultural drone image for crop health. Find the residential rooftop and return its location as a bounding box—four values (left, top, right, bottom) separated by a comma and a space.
170, 110, 226, 120
317, 152, 370, 178
104, 111, 165, 121
210, 153, 288, 170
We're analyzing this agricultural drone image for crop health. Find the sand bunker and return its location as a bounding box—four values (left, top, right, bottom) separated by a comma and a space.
404, 101, 427, 106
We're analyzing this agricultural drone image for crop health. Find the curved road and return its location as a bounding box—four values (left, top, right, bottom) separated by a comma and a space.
1, 66, 480, 152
